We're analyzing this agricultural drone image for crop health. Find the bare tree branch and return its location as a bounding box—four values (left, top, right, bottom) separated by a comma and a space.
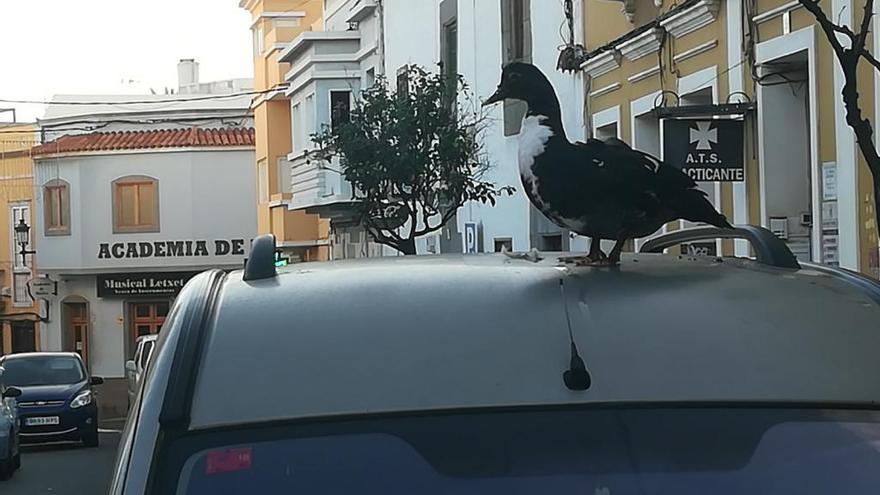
855, 0, 874, 53
800, 0, 849, 57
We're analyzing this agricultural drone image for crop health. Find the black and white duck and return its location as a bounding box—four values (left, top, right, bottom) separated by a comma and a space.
483, 62, 733, 265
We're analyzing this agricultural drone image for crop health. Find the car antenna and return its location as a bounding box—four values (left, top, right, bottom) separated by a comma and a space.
559, 277, 591, 391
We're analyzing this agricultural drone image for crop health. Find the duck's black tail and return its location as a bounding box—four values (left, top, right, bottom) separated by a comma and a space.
669, 188, 734, 229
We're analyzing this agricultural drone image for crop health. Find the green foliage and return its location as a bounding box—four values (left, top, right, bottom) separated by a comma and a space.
311, 65, 513, 254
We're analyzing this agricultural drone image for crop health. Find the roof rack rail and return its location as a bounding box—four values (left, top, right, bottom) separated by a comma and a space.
801, 262, 880, 304
243, 234, 278, 281
639, 225, 801, 270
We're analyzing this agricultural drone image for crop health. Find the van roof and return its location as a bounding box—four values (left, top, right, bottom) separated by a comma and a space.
187, 253, 880, 429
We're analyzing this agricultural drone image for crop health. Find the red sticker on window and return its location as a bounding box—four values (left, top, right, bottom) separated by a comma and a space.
205, 447, 253, 475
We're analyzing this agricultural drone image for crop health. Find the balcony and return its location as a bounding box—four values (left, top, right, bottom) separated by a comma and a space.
287, 152, 358, 223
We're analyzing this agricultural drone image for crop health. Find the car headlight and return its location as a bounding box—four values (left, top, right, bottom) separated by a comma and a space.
70, 390, 92, 409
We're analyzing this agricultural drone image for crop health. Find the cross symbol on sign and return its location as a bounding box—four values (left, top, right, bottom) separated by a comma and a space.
689, 121, 718, 150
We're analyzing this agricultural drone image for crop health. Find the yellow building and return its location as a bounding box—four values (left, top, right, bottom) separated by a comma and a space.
240, 0, 331, 262
581, 0, 879, 277
0, 123, 42, 354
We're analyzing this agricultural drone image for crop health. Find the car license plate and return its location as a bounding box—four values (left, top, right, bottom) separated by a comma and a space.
25, 416, 60, 426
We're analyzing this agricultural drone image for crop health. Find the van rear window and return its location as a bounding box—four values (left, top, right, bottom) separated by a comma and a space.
175, 408, 880, 495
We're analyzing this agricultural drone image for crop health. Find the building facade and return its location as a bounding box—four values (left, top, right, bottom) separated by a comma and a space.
31, 95, 257, 414
580, 0, 880, 277
268, 0, 587, 257
0, 123, 42, 356
241, 0, 332, 262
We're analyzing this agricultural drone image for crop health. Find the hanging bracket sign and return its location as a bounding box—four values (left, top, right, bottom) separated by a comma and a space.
28, 277, 58, 297
663, 119, 745, 182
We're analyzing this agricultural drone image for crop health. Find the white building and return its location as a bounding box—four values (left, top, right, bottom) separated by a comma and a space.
278, 0, 586, 256
33, 97, 257, 415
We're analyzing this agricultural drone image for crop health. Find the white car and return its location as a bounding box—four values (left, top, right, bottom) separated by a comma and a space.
126, 335, 158, 409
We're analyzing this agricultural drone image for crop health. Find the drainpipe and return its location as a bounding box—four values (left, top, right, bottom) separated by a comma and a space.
376, 0, 386, 75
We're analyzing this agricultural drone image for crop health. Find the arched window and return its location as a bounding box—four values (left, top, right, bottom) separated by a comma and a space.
112, 175, 159, 233
43, 178, 71, 236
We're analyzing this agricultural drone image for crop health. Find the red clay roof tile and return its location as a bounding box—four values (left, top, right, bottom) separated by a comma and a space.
31, 127, 255, 156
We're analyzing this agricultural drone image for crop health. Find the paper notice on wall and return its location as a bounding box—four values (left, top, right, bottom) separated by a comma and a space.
822, 234, 839, 266
822, 162, 837, 201
822, 201, 838, 231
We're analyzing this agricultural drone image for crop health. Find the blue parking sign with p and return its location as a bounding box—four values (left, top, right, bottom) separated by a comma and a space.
464, 222, 477, 254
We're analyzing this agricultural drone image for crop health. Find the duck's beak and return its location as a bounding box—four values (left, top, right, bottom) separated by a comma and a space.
482, 86, 506, 106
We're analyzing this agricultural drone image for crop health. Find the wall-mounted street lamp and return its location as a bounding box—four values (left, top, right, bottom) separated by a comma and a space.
6, 218, 53, 323
14, 218, 37, 265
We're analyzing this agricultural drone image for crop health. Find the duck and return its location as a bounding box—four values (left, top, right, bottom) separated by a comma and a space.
483, 62, 733, 265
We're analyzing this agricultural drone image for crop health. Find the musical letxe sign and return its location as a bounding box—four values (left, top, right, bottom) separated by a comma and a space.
97, 239, 246, 260
97, 271, 201, 297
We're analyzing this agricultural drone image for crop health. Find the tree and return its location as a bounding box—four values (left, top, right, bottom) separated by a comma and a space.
310, 65, 513, 255
799, 0, 880, 234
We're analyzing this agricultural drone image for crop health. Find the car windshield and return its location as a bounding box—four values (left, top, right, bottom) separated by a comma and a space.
174, 408, 880, 495
1, 356, 85, 387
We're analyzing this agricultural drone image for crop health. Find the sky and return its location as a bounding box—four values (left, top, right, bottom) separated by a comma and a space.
0, 0, 253, 122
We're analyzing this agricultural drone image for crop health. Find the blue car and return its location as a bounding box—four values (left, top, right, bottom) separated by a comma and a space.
0, 353, 103, 447
0, 367, 22, 480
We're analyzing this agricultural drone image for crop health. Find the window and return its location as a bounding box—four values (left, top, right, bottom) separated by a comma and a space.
172, 409, 880, 495
594, 122, 618, 141
1, 355, 85, 386
113, 176, 159, 233
277, 157, 292, 194
11, 321, 36, 353
441, 14, 458, 109
43, 179, 70, 236
440, 0, 459, 91
396, 66, 410, 98
304, 94, 316, 139
13, 272, 30, 306
292, 102, 303, 152
257, 160, 269, 203
500, 0, 531, 135
252, 26, 264, 57
330, 91, 351, 128
494, 238, 513, 252
10, 204, 30, 270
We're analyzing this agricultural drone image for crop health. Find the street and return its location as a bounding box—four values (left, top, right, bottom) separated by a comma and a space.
4, 431, 121, 494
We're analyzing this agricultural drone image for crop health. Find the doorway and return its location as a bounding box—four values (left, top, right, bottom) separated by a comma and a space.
129, 301, 170, 342
62, 301, 90, 368
10, 321, 36, 353
757, 51, 814, 262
